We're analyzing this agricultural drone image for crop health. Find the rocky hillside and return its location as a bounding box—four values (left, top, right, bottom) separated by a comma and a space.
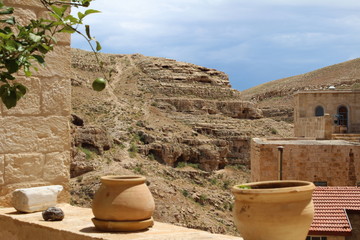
242, 58, 360, 121
69, 48, 293, 236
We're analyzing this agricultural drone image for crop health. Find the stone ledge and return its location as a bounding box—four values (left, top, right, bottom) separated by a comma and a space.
0, 204, 241, 240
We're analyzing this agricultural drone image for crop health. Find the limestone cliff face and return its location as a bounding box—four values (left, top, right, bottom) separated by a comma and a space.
70, 49, 292, 171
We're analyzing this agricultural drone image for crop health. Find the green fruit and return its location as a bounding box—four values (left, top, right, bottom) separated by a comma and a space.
92, 78, 106, 91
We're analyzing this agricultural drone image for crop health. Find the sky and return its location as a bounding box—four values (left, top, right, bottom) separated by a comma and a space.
71, 0, 360, 91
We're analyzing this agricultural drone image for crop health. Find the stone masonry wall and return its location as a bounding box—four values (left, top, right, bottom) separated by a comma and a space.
295, 114, 333, 139
0, 0, 71, 206
251, 138, 360, 186
294, 91, 360, 135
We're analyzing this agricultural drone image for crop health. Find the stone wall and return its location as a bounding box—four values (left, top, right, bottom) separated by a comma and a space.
295, 114, 333, 139
0, 0, 71, 206
251, 138, 360, 186
294, 91, 360, 135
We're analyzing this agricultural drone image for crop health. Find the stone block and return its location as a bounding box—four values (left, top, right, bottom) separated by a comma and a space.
4, 0, 43, 8
3, 77, 41, 116
43, 152, 70, 184
4, 154, 45, 184
0, 155, 4, 185
12, 185, 63, 213
35, 45, 71, 78
0, 117, 70, 154
41, 76, 71, 116
12, 7, 37, 26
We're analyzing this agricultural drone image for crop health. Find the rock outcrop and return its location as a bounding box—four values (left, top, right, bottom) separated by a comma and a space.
70, 49, 293, 172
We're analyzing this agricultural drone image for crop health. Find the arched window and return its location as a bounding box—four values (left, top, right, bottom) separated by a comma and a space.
337, 105, 348, 126
315, 106, 324, 117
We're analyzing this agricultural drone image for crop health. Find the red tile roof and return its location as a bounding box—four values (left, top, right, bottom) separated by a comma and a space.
309, 186, 360, 235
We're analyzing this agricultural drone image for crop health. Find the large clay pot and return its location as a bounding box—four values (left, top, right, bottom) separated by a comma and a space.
92, 175, 155, 232
232, 180, 315, 240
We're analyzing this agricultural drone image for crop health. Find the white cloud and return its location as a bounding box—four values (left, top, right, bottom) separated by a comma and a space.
72, 0, 360, 90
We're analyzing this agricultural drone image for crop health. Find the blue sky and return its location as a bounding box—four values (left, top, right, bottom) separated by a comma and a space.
72, 0, 360, 91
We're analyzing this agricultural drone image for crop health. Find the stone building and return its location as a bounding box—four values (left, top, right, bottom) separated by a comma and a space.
251, 90, 360, 239
0, 0, 71, 206
251, 138, 360, 186
252, 89, 360, 185
294, 90, 360, 139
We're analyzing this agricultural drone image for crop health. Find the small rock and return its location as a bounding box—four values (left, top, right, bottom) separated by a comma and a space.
42, 207, 64, 221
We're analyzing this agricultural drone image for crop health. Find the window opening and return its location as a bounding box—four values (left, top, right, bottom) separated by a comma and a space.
315, 106, 324, 116
337, 106, 348, 127
314, 181, 327, 186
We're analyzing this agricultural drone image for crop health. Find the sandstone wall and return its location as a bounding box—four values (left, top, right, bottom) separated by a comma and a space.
0, 0, 71, 206
295, 114, 333, 139
294, 91, 360, 135
251, 138, 360, 186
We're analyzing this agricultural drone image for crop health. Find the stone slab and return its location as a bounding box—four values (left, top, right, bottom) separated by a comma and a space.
0, 204, 242, 240
12, 185, 63, 213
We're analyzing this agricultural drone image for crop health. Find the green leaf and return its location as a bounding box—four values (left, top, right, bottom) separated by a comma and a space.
3, 73, 15, 80
32, 55, 45, 64
78, 12, 85, 21
0, 32, 13, 39
84, 9, 100, 16
1, 86, 17, 109
85, 25, 91, 39
15, 84, 27, 96
0, 84, 9, 96
0, 16, 15, 25
64, 15, 79, 24
4, 39, 17, 51
60, 25, 76, 33
96, 40, 101, 51
51, 5, 67, 18
0, 7, 13, 15
24, 65, 31, 77
4, 59, 19, 74
38, 44, 52, 54
29, 33, 42, 42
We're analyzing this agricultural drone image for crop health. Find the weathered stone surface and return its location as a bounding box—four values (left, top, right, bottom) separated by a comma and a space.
3, 77, 41, 116
42, 76, 72, 115
156, 98, 263, 119
35, 44, 71, 78
71, 49, 293, 173
0, 155, 4, 185
73, 126, 112, 155
44, 152, 70, 183
0, 117, 70, 154
0, 204, 242, 240
138, 56, 230, 87
251, 138, 360, 186
42, 207, 64, 221
4, 0, 44, 8
4, 154, 45, 184
12, 185, 63, 213
70, 148, 97, 177
0, 1, 71, 207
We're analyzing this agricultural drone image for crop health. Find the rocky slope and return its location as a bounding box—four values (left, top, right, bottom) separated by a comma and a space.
69, 48, 293, 236
242, 58, 360, 121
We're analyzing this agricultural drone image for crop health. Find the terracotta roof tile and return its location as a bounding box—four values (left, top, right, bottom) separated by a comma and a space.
309, 186, 360, 234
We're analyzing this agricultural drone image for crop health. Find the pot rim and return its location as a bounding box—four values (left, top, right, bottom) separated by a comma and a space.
100, 175, 146, 184
232, 180, 315, 194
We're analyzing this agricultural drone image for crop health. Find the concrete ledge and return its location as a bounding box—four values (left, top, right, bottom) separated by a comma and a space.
0, 204, 241, 240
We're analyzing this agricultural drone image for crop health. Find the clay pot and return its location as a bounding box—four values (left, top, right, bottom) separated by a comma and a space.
92, 175, 155, 232
232, 180, 315, 240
